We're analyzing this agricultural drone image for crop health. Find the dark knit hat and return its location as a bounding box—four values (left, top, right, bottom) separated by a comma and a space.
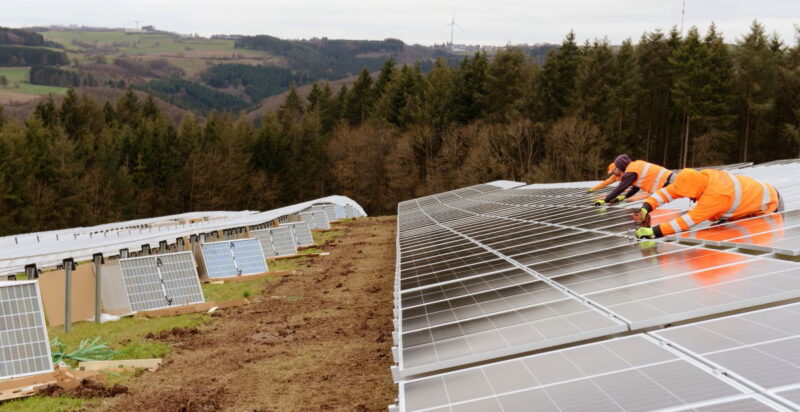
614, 154, 632, 171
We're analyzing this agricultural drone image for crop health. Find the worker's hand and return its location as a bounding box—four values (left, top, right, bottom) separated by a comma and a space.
639, 208, 648, 221
586, 188, 594, 193
615, 195, 626, 203
593, 199, 605, 207
635, 227, 655, 239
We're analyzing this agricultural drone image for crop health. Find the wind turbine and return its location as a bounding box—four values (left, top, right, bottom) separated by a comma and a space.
443, 13, 463, 50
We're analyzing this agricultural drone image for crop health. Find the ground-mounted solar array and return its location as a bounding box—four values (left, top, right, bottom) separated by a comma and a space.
200, 238, 268, 279
391, 159, 800, 411
0, 196, 365, 276
300, 211, 330, 230
282, 221, 314, 247
0, 281, 53, 380
118, 251, 205, 312
251, 226, 297, 258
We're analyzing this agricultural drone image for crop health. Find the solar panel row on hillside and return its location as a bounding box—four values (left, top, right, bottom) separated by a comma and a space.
392, 172, 800, 411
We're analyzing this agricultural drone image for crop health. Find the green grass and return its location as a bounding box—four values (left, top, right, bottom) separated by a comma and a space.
0, 67, 68, 96
312, 230, 344, 245
0, 313, 210, 411
0, 394, 97, 411
41, 31, 260, 56
201, 275, 278, 302
48, 313, 208, 361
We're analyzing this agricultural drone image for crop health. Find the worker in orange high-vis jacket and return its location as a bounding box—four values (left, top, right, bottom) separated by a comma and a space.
587, 163, 618, 193
635, 168, 784, 239
593, 154, 674, 206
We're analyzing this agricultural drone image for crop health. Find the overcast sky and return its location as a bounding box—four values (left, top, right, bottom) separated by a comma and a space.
6, 0, 800, 46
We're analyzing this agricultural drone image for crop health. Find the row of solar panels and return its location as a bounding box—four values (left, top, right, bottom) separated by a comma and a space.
0, 198, 366, 276
390, 159, 800, 411
0, 209, 354, 381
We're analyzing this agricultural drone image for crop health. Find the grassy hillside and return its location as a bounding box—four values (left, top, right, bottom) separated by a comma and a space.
0, 28, 458, 116
0, 66, 68, 95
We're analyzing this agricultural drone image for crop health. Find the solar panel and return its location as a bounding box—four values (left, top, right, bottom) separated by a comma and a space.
268, 226, 296, 257
324, 205, 338, 221
300, 211, 330, 230
282, 222, 314, 247
200, 238, 268, 279
250, 229, 279, 258
344, 205, 356, 218
583, 258, 800, 329
334, 204, 345, 219
0, 281, 53, 380
672, 210, 800, 248
312, 211, 330, 229
299, 212, 317, 229
399, 335, 755, 411
118, 251, 205, 312
312, 204, 337, 222
652, 302, 800, 409
393, 178, 800, 409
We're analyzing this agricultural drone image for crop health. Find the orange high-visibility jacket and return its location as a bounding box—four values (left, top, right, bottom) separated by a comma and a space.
625, 160, 673, 194
591, 163, 618, 191
645, 169, 780, 237
604, 160, 673, 203
590, 174, 620, 191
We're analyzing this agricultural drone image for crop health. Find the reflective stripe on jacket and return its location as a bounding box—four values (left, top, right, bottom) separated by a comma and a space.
625, 160, 673, 194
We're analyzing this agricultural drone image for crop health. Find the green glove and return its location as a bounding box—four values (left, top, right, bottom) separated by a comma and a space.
593, 199, 605, 207
615, 195, 626, 202
586, 188, 594, 193
635, 227, 655, 239
639, 208, 648, 221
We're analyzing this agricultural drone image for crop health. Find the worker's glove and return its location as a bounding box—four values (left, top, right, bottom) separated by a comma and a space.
639, 208, 648, 221
593, 199, 605, 207
635, 227, 655, 239
615, 195, 626, 203
586, 188, 594, 193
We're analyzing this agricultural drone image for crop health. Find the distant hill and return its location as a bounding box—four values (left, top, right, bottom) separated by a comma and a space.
0, 27, 45, 46
0, 27, 475, 115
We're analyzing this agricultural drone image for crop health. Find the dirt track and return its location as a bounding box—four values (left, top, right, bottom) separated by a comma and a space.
97, 216, 397, 411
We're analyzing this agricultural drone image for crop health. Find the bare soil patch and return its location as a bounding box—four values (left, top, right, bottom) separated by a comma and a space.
95, 216, 397, 411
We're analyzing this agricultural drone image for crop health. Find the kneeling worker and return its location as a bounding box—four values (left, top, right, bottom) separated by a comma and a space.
635, 168, 783, 239
593, 155, 674, 206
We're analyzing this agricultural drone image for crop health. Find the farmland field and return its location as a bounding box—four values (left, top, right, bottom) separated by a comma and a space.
0, 66, 68, 97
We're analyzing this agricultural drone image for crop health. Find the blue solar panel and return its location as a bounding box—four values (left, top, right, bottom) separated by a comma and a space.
201, 239, 268, 279
201, 242, 238, 279
231, 238, 268, 274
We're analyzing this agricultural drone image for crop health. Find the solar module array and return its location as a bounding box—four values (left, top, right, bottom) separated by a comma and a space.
0, 281, 52, 380
392, 160, 800, 411
301, 211, 331, 230
200, 238, 268, 279
282, 222, 314, 247
0, 196, 365, 276
118, 251, 205, 312
251, 226, 297, 258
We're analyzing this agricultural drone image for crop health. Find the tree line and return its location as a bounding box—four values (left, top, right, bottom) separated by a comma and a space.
0, 22, 798, 235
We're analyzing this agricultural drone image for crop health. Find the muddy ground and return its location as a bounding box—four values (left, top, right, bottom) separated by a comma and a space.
97, 216, 397, 411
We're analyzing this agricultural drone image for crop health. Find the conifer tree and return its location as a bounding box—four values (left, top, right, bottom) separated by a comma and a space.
344, 68, 373, 125
538, 31, 581, 121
